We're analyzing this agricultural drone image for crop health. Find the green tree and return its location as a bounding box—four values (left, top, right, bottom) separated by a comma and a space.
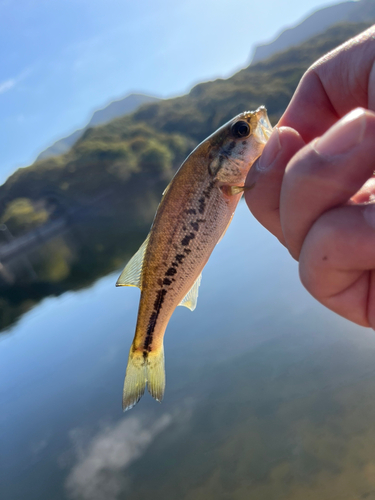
1, 198, 49, 235
138, 141, 173, 175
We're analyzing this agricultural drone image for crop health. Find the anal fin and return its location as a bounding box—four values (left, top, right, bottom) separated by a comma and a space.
178, 273, 202, 311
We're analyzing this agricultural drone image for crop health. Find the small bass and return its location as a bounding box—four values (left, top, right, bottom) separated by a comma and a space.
117, 106, 272, 410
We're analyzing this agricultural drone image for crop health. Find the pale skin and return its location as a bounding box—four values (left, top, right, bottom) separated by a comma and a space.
245, 25, 375, 328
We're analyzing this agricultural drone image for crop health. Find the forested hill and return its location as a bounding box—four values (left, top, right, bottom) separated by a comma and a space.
36, 93, 160, 161
0, 20, 372, 332
250, 0, 375, 64
0, 21, 372, 220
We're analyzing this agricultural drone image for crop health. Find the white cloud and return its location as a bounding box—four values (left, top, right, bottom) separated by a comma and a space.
0, 68, 33, 95
0, 79, 16, 94
65, 413, 172, 500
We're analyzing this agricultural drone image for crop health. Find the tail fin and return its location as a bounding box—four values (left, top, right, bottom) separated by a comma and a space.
122, 345, 165, 411
146, 347, 166, 403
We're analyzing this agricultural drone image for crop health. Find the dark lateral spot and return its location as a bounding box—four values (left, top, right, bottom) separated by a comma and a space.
163, 277, 172, 286
182, 226, 187, 231
172, 261, 178, 267
157, 278, 163, 286
191, 221, 199, 231
145, 288, 168, 351
242, 140, 247, 145
198, 181, 214, 202
144, 334, 152, 350
202, 182, 214, 198
166, 267, 177, 276
146, 311, 158, 340
175, 254, 185, 263
228, 141, 236, 150
149, 311, 157, 324
184, 248, 191, 254
153, 289, 167, 311
198, 197, 206, 214
197, 218, 206, 223
186, 208, 196, 215
323, 255, 328, 261
181, 232, 195, 246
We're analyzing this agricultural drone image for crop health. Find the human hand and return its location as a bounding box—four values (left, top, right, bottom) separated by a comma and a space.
245, 26, 375, 327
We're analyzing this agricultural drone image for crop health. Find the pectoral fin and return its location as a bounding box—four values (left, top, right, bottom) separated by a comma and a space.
228, 182, 255, 196
178, 273, 202, 311
116, 234, 150, 289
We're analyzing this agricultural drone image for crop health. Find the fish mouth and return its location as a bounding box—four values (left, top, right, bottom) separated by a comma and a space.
254, 106, 273, 144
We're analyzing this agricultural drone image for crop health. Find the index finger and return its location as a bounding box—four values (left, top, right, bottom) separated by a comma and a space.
279, 25, 375, 142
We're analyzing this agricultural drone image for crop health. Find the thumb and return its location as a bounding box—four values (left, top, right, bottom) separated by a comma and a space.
279, 108, 375, 260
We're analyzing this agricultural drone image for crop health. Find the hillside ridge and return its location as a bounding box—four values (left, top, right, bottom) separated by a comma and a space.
251, 0, 374, 63
0, 20, 372, 333
36, 93, 160, 161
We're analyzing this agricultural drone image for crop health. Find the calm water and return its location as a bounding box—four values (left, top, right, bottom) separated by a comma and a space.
2, 202, 375, 500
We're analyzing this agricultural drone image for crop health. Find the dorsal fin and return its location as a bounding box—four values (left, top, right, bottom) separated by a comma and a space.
116, 234, 150, 289
178, 273, 202, 311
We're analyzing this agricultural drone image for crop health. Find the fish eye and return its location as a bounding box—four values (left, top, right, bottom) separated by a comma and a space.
231, 121, 251, 138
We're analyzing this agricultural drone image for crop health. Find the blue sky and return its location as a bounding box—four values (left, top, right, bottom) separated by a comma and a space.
0, 0, 345, 182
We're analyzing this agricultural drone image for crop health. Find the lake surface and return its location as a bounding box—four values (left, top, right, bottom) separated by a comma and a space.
2, 202, 375, 500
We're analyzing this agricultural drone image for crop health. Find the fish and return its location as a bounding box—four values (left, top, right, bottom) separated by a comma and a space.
116, 106, 272, 411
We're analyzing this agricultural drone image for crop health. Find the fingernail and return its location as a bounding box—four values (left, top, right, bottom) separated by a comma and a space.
363, 204, 375, 229
257, 127, 281, 171
315, 108, 366, 156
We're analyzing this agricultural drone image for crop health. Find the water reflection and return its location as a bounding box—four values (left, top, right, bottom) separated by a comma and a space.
66, 414, 172, 500
2, 203, 375, 500
0, 181, 165, 332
